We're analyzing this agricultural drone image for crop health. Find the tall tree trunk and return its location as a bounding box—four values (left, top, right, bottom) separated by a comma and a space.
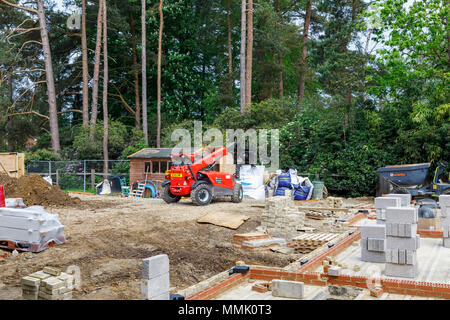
7, 72, 14, 152
90, 0, 103, 139
278, 54, 283, 98
102, 0, 109, 176
81, 0, 89, 126
129, 12, 141, 130
298, 0, 312, 101
227, 0, 233, 98
245, 0, 253, 107
156, 0, 164, 148
37, 0, 60, 153
141, 0, 148, 145
239, 0, 246, 113
276, 0, 283, 99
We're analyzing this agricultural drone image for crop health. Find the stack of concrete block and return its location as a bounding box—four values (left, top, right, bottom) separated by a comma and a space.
261, 196, 305, 234
141, 254, 170, 300
440, 195, 450, 248
0, 206, 65, 252
375, 197, 401, 225
386, 194, 412, 207
385, 207, 420, 278
361, 224, 386, 263
21, 267, 73, 300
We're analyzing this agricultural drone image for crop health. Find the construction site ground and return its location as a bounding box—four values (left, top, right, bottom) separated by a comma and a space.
0, 193, 372, 300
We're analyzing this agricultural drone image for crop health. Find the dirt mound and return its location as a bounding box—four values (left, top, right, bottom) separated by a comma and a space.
0, 174, 81, 207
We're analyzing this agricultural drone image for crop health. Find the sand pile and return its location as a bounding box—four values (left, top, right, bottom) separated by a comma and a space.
0, 174, 81, 207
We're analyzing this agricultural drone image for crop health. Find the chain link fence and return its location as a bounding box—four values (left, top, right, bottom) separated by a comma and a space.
26, 160, 130, 193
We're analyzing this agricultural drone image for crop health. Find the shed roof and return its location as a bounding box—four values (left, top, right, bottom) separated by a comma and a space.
128, 148, 196, 159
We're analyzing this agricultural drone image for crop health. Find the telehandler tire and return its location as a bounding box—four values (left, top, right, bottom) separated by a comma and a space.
161, 184, 181, 203
231, 183, 243, 203
191, 184, 213, 206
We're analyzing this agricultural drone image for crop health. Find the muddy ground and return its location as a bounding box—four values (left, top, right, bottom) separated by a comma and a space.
0, 194, 372, 300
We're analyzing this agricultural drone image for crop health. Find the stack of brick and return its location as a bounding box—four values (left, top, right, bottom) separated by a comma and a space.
141, 254, 170, 300
260, 196, 305, 234
333, 221, 350, 233
385, 207, 420, 278
326, 197, 344, 208
361, 224, 386, 263
21, 267, 73, 300
440, 195, 450, 248
375, 197, 401, 225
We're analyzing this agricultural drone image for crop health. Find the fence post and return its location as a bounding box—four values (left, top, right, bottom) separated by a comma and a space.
83, 160, 87, 193
56, 169, 59, 186
49, 161, 52, 182
91, 169, 95, 191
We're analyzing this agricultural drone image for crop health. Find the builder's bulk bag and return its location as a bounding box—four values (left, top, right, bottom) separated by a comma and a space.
293, 184, 311, 201
277, 172, 292, 189
274, 187, 290, 197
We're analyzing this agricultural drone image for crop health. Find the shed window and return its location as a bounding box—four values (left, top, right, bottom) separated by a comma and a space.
152, 161, 160, 173
144, 162, 151, 173
160, 161, 168, 172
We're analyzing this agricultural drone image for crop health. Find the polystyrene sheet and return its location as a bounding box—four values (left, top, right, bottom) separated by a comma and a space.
0, 204, 65, 252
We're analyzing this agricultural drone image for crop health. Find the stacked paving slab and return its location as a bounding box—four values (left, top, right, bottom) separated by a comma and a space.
361, 224, 386, 263
141, 254, 170, 300
384, 207, 420, 278
440, 195, 450, 248
386, 194, 412, 207
260, 196, 305, 234
375, 196, 401, 225
21, 267, 73, 300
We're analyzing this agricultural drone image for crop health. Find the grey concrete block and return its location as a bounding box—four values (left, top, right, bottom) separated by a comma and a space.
375, 197, 401, 210
362, 249, 385, 263
385, 263, 418, 278
444, 237, 450, 248
385, 207, 418, 223
376, 209, 386, 221
406, 250, 416, 265
361, 238, 368, 249
398, 249, 406, 264
141, 273, 170, 300
443, 227, 449, 238
386, 223, 417, 238
439, 195, 450, 207
328, 266, 341, 276
386, 235, 420, 250
361, 224, 386, 239
386, 249, 417, 265
376, 219, 385, 225
272, 280, 304, 299
142, 254, 169, 280
386, 194, 412, 207
368, 238, 386, 252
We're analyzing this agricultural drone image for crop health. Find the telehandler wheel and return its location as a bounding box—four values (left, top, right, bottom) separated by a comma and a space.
161, 184, 181, 204
231, 183, 243, 203
191, 184, 213, 206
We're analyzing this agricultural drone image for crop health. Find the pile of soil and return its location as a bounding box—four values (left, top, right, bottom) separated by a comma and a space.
0, 174, 80, 207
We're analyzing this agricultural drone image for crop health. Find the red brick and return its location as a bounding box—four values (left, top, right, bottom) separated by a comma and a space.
252, 284, 268, 293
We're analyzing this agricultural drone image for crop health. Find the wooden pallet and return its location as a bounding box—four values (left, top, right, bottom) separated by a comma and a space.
290, 233, 340, 253
130, 183, 146, 198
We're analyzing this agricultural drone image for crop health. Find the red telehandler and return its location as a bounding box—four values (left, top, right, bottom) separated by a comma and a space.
161, 143, 243, 206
